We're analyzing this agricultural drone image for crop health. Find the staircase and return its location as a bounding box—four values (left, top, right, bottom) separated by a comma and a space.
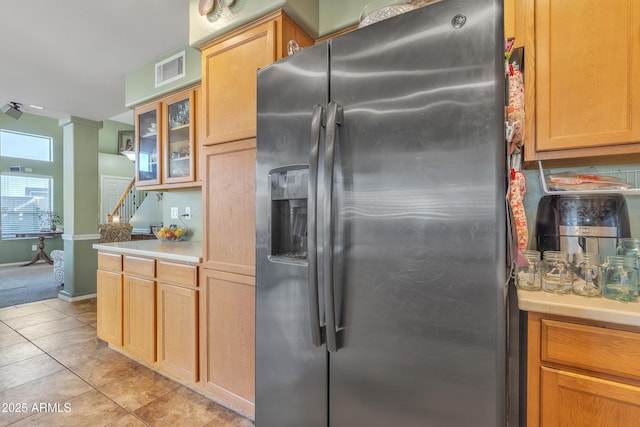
107, 178, 145, 223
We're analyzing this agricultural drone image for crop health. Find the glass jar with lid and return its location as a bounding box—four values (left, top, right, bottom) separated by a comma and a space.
542, 251, 572, 294
516, 250, 541, 291
572, 253, 602, 297
602, 255, 638, 302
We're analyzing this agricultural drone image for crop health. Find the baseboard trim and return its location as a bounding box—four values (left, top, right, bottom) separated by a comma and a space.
0, 262, 39, 268
58, 292, 97, 302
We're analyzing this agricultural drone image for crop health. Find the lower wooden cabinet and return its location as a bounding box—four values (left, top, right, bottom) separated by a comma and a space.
527, 313, 640, 426
97, 250, 256, 420
157, 282, 199, 383
96, 251, 199, 383
200, 268, 255, 417
96, 269, 123, 346
123, 275, 156, 365
540, 367, 640, 426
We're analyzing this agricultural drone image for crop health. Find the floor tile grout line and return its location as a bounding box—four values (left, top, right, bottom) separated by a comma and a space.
2, 315, 152, 426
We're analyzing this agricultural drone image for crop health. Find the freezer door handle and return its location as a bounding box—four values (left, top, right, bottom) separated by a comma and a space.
323, 101, 343, 353
308, 104, 325, 347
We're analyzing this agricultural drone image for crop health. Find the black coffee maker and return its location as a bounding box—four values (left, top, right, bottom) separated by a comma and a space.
535, 194, 631, 256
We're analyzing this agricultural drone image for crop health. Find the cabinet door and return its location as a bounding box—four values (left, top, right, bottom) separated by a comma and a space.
201, 21, 277, 145
123, 275, 156, 364
202, 139, 256, 276
541, 367, 640, 426
157, 283, 199, 383
96, 269, 123, 346
200, 269, 255, 416
527, 0, 640, 159
162, 89, 196, 184
135, 101, 162, 186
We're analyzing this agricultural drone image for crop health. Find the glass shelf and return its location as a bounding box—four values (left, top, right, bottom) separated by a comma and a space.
134, 87, 197, 188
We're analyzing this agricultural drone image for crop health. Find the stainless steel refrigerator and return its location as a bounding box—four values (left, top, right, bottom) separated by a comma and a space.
256, 1, 514, 426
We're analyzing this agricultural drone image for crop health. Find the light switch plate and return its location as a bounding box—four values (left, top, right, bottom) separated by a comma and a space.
170, 207, 179, 219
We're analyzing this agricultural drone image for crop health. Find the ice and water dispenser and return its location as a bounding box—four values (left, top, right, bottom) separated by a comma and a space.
269, 167, 309, 262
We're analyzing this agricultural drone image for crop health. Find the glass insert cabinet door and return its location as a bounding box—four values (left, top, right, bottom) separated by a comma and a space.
135, 102, 161, 186
162, 90, 195, 184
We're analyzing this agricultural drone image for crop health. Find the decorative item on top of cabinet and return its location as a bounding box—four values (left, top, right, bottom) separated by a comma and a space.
527, 313, 640, 426
523, 0, 640, 165
199, 10, 314, 146
135, 86, 201, 190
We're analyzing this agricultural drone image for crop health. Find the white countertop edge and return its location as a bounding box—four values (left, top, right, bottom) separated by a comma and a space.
93, 241, 202, 264
517, 289, 640, 328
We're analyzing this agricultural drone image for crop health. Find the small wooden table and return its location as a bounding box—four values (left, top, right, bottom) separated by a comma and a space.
15, 231, 63, 266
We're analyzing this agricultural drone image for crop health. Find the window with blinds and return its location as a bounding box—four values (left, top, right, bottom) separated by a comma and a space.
0, 174, 53, 240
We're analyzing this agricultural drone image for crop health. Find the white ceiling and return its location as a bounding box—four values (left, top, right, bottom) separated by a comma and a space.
0, 0, 190, 125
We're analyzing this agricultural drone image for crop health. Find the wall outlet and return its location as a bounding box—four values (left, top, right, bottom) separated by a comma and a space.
170, 207, 179, 219
32, 245, 37, 251
184, 207, 191, 220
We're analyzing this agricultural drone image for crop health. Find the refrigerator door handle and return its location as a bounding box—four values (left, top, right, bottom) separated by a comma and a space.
323, 101, 343, 353
308, 104, 325, 347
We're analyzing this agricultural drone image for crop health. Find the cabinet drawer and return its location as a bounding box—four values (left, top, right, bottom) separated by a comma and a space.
124, 255, 155, 278
98, 252, 122, 272
157, 261, 198, 288
541, 319, 640, 381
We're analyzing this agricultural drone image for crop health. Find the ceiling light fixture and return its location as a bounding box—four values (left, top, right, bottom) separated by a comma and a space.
29, 104, 44, 110
1, 102, 22, 120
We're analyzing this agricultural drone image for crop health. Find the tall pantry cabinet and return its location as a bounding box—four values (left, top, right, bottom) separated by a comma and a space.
197, 10, 314, 418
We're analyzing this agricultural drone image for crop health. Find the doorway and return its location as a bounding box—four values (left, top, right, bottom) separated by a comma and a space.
100, 175, 132, 223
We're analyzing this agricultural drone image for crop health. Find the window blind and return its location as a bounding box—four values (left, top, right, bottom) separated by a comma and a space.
0, 174, 53, 239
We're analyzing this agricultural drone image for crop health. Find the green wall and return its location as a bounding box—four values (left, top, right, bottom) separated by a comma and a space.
99, 119, 134, 155
0, 113, 134, 265
190, 0, 287, 47
126, 189, 203, 242
189, 0, 372, 46
319, 0, 368, 35
125, 46, 202, 108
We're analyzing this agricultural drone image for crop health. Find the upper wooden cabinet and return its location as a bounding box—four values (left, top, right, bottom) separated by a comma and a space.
524, 0, 640, 164
201, 138, 256, 276
199, 10, 314, 146
135, 87, 201, 189
135, 101, 161, 186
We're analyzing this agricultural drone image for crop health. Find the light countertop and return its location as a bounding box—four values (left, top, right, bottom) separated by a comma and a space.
93, 240, 202, 264
518, 289, 640, 328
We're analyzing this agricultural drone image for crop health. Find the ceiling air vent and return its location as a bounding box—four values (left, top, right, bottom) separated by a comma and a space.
155, 51, 186, 88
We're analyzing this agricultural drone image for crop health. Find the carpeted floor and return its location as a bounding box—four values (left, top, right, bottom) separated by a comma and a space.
0, 263, 61, 308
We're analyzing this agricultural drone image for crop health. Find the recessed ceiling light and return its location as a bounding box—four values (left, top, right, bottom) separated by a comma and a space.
29, 104, 44, 110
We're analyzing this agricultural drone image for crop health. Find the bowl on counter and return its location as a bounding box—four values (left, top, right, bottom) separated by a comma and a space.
151, 225, 188, 242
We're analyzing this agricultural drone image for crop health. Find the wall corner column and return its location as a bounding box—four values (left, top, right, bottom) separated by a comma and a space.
58, 116, 103, 299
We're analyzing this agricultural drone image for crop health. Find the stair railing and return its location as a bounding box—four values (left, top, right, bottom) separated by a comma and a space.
108, 178, 141, 223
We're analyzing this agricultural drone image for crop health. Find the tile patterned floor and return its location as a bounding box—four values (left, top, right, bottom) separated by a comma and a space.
0, 298, 254, 427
